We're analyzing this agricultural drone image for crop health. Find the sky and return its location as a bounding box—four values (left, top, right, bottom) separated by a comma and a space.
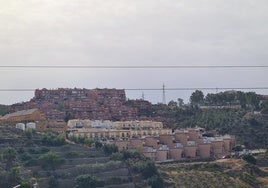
0, 0, 268, 105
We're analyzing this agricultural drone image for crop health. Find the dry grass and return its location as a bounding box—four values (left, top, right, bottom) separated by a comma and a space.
157, 159, 261, 188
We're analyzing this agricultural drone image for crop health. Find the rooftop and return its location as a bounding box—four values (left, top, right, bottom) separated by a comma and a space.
1, 108, 39, 120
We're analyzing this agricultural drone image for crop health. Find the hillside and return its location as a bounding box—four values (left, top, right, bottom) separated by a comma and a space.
163, 107, 268, 149
157, 157, 268, 188
1, 123, 268, 188
1, 89, 268, 149
0, 125, 135, 188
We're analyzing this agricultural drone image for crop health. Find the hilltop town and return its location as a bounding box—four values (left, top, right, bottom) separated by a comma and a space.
0, 88, 237, 164
1, 88, 268, 187
9, 88, 152, 121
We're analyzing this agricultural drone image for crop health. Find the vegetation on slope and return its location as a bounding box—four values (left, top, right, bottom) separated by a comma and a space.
0, 127, 135, 188
148, 90, 268, 149
158, 153, 268, 188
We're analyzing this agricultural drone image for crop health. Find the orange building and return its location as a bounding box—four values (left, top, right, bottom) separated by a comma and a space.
198, 143, 211, 158
174, 131, 188, 146
159, 134, 174, 148
156, 149, 168, 161
211, 140, 224, 156
144, 137, 159, 149
169, 148, 183, 160
143, 147, 157, 161
0, 108, 45, 124
129, 138, 144, 149
184, 146, 198, 158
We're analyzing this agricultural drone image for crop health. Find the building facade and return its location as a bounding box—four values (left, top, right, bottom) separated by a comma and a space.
67, 120, 235, 161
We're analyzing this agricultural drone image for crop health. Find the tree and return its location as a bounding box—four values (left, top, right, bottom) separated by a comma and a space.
2, 147, 17, 169
142, 161, 158, 178
24, 129, 34, 140
261, 99, 268, 114
147, 175, 164, 188
7, 168, 21, 187
102, 144, 118, 155
0, 105, 8, 116
75, 174, 104, 188
42, 131, 65, 146
190, 90, 204, 105
242, 154, 257, 165
94, 141, 103, 149
168, 100, 177, 107
38, 151, 65, 170
20, 180, 31, 188
64, 112, 74, 122
178, 98, 184, 107
48, 176, 59, 188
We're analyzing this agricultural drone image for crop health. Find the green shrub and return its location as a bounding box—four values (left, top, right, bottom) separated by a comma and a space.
42, 131, 65, 146
38, 151, 65, 170
242, 172, 260, 185
147, 175, 164, 188
48, 176, 59, 188
19, 152, 32, 161
20, 180, 31, 188
102, 144, 118, 155
75, 174, 104, 188
40, 146, 50, 154
65, 151, 79, 158
25, 158, 39, 166
242, 154, 257, 165
107, 177, 123, 184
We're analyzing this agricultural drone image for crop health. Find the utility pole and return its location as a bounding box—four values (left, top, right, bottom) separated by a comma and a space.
141, 92, 145, 100
162, 84, 166, 105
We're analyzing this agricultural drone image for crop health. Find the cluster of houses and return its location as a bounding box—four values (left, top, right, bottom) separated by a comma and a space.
67, 119, 235, 161
10, 88, 152, 121
0, 108, 235, 162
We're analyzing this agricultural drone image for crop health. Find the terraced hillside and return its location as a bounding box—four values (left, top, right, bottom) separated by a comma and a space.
0, 124, 135, 188
157, 158, 268, 188
1, 123, 267, 188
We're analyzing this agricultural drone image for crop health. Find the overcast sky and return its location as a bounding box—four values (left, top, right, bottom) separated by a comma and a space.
0, 0, 268, 105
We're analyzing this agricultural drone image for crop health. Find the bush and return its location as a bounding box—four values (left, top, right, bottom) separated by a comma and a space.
242, 154, 257, 165
42, 131, 65, 146
142, 161, 158, 179
147, 175, 164, 188
38, 151, 65, 170
40, 146, 50, 154
75, 174, 104, 188
65, 151, 79, 158
19, 152, 32, 161
28, 148, 39, 154
242, 172, 260, 185
2, 147, 17, 169
94, 141, 103, 149
20, 180, 31, 188
107, 177, 123, 184
25, 159, 39, 167
102, 144, 118, 155
48, 176, 59, 188
69, 136, 93, 146
7, 168, 21, 186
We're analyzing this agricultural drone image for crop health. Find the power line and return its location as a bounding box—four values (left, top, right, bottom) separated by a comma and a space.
0, 65, 268, 69
1, 87, 268, 92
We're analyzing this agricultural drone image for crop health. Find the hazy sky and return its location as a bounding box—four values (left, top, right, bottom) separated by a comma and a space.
0, 0, 268, 105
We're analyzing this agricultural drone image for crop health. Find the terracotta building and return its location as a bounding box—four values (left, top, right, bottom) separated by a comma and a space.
66, 118, 235, 162
0, 108, 45, 124
198, 143, 212, 158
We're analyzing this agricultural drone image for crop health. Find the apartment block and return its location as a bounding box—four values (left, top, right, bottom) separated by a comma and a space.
67, 120, 235, 162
